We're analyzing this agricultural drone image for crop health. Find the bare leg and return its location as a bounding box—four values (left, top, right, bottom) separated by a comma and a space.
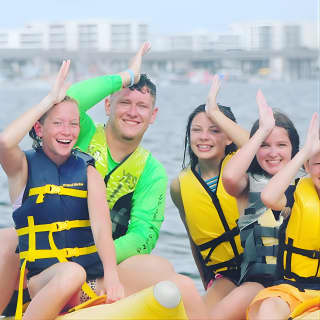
248, 297, 290, 320
0, 227, 20, 314
117, 254, 175, 296
209, 281, 264, 320
167, 273, 209, 320
203, 277, 237, 309
112, 255, 208, 319
23, 262, 86, 320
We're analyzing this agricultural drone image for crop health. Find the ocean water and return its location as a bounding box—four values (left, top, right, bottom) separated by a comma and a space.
0, 78, 318, 292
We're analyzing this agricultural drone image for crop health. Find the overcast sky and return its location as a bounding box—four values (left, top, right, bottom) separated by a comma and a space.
1, 0, 318, 34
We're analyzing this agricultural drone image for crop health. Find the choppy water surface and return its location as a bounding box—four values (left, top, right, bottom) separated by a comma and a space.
0, 78, 318, 292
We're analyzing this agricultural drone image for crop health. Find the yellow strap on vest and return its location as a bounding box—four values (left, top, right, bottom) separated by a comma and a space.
19, 245, 97, 260
17, 219, 91, 236
15, 259, 27, 320
29, 184, 87, 204
47, 230, 97, 300
67, 294, 107, 313
15, 217, 98, 319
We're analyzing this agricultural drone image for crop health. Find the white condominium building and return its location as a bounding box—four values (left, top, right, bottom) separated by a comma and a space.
0, 19, 148, 51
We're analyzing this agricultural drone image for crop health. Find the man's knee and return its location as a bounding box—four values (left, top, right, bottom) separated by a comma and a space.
119, 254, 174, 272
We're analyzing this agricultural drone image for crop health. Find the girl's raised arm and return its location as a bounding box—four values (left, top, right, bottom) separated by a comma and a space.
262, 112, 320, 211
222, 89, 275, 197
205, 75, 249, 148
0, 60, 71, 201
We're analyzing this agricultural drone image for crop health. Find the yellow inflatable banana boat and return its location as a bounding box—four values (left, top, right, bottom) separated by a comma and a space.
289, 295, 320, 320
4, 281, 188, 320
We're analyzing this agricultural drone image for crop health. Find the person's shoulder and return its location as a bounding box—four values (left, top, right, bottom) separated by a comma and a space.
72, 149, 95, 167
143, 151, 167, 178
170, 176, 180, 195
24, 149, 36, 158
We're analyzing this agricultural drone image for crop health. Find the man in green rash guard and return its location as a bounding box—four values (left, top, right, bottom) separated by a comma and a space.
0, 43, 176, 315
67, 46, 168, 266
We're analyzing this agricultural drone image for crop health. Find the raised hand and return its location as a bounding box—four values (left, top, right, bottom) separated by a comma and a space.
206, 74, 221, 115
257, 89, 275, 135
303, 112, 320, 159
128, 42, 151, 84
48, 60, 71, 105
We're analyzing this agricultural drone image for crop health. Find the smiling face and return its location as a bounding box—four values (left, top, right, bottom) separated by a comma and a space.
105, 87, 158, 143
256, 126, 292, 176
305, 152, 320, 196
189, 112, 232, 162
34, 100, 80, 165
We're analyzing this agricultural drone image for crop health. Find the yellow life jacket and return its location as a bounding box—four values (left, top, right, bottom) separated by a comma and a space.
283, 177, 320, 284
87, 124, 149, 238
179, 153, 242, 280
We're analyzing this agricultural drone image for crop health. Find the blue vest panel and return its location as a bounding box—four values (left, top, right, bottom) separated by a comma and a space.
13, 148, 103, 279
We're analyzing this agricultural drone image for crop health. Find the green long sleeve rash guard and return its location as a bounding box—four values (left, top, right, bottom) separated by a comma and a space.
67, 75, 167, 263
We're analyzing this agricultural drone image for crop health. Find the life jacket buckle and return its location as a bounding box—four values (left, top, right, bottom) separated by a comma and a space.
54, 221, 70, 231
312, 250, 320, 259
48, 185, 61, 194
65, 247, 80, 257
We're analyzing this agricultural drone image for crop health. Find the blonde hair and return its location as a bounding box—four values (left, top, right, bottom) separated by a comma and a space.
29, 96, 79, 149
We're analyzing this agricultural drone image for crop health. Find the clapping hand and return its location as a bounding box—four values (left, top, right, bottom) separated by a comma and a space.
303, 112, 320, 159
257, 89, 275, 136
48, 60, 71, 105
206, 74, 221, 115
128, 42, 151, 85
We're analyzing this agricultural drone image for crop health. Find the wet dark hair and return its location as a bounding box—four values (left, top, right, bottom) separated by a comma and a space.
28, 96, 78, 150
129, 74, 156, 104
182, 104, 237, 169
248, 110, 299, 176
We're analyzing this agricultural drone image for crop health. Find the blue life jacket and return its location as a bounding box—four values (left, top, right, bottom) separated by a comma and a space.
13, 148, 103, 279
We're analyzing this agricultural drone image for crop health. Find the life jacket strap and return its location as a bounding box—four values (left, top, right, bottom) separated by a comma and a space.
254, 225, 279, 238
15, 259, 27, 320
198, 226, 240, 265
240, 225, 279, 246
47, 230, 98, 310
29, 184, 87, 203
239, 224, 280, 284
284, 238, 320, 283
198, 226, 239, 251
19, 245, 97, 260
15, 217, 98, 319
239, 262, 278, 284
16, 219, 91, 236
206, 254, 243, 273
285, 243, 320, 260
